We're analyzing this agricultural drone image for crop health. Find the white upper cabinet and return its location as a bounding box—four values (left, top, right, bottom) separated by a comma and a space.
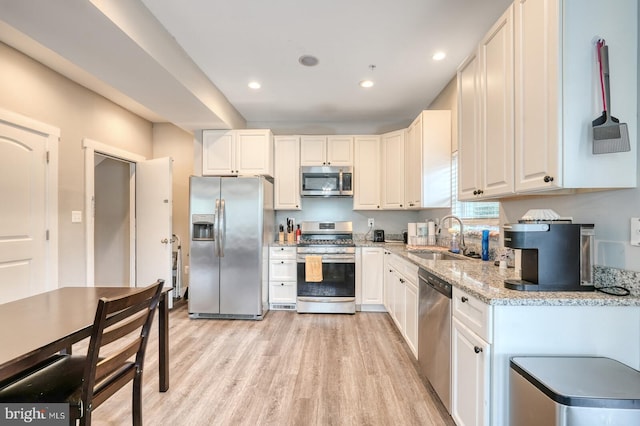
203, 129, 274, 177
458, 6, 514, 201
457, 53, 483, 200
353, 136, 381, 210
514, 0, 637, 192
479, 5, 514, 198
406, 111, 452, 208
274, 136, 301, 210
300, 136, 353, 166
381, 129, 406, 209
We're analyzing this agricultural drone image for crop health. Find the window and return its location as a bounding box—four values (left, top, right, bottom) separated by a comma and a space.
451, 151, 499, 220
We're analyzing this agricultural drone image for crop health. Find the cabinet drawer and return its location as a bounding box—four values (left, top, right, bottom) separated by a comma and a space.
269, 281, 296, 304
269, 259, 297, 281
269, 246, 296, 260
388, 254, 418, 281
452, 287, 492, 343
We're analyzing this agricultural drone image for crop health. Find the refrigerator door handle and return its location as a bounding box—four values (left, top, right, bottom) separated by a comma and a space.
219, 198, 226, 257
214, 198, 221, 257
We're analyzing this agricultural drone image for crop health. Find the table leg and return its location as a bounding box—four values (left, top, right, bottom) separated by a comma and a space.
159, 292, 169, 392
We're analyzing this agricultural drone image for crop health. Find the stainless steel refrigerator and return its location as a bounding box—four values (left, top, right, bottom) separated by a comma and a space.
188, 176, 274, 320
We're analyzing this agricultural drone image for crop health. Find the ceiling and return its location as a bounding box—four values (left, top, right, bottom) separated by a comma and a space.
0, 0, 512, 132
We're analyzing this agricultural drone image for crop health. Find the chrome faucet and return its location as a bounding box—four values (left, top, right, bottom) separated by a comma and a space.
440, 215, 466, 255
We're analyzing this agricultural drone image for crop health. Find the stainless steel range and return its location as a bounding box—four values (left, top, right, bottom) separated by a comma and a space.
296, 221, 356, 314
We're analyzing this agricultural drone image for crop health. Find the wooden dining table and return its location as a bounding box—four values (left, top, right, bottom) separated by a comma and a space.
0, 286, 171, 392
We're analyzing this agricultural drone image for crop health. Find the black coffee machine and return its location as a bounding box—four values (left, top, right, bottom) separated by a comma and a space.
503, 221, 594, 291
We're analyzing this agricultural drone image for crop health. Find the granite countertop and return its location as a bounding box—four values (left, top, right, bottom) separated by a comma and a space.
379, 244, 640, 308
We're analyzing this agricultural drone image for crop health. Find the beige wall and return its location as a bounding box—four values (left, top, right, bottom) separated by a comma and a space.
427, 76, 458, 152
153, 123, 194, 292
0, 42, 153, 286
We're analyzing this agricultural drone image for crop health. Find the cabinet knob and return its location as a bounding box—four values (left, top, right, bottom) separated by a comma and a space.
544, 175, 554, 183
280, 247, 284, 250
400, 278, 405, 283
473, 190, 478, 195
281, 261, 284, 264
281, 283, 284, 286
474, 346, 483, 354
461, 296, 468, 303
400, 204, 403, 208
478, 189, 484, 195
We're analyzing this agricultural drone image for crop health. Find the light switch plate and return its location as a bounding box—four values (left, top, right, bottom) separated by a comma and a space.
71, 210, 82, 223
631, 217, 640, 246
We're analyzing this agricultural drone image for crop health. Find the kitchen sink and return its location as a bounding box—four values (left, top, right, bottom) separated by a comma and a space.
410, 251, 467, 261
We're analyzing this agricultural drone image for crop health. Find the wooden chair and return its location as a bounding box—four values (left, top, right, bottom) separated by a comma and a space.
0, 280, 164, 425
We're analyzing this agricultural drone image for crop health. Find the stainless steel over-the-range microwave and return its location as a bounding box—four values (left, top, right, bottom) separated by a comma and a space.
300, 166, 353, 197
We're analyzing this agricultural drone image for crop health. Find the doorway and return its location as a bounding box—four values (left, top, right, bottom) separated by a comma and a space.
94, 154, 131, 286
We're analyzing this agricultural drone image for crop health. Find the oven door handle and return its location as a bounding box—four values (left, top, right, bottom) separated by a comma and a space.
297, 254, 355, 263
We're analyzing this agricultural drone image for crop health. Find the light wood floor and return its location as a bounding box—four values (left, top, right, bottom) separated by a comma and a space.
89, 302, 455, 425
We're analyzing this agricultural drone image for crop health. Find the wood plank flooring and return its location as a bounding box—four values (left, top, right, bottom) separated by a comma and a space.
88, 302, 455, 425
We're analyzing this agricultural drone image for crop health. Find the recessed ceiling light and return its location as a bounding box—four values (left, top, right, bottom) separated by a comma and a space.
359, 80, 374, 88
432, 51, 446, 61
298, 55, 319, 67
248, 81, 261, 89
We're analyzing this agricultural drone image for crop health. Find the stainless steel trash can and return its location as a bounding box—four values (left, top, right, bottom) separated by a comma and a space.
510, 356, 640, 426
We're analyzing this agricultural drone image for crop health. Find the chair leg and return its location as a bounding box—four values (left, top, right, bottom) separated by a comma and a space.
133, 372, 143, 426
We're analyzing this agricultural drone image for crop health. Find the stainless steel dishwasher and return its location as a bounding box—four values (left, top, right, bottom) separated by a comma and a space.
418, 267, 452, 413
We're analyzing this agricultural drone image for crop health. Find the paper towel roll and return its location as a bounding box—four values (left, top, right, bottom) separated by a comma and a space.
408, 223, 417, 237
427, 221, 435, 236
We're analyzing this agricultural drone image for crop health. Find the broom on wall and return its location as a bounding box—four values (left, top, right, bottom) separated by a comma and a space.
592, 39, 630, 154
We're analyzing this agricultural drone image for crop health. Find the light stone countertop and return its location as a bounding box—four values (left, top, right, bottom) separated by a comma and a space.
371, 243, 640, 307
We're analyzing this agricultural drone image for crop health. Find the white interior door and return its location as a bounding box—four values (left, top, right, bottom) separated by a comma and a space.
136, 157, 173, 296
0, 117, 57, 304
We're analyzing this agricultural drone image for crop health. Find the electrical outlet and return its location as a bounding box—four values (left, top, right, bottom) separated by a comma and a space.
631, 218, 640, 246
368, 218, 375, 228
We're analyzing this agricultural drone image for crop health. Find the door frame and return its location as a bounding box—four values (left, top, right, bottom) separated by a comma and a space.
0, 108, 59, 292
83, 138, 144, 287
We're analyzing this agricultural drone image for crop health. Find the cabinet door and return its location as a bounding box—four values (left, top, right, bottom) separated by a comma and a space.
405, 120, 421, 208
457, 54, 482, 200
353, 136, 381, 210
404, 280, 418, 358
326, 136, 353, 166
203, 130, 235, 175
360, 247, 384, 305
381, 130, 405, 209
300, 136, 327, 166
452, 317, 490, 426
235, 130, 273, 176
514, 0, 561, 192
274, 136, 301, 210
479, 5, 514, 198
394, 274, 406, 332
383, 252, 394, 313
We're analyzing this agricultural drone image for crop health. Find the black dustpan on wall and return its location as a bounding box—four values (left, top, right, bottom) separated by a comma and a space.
592, 40, 630, 154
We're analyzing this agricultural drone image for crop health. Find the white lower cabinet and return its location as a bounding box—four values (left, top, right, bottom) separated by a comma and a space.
384, 253, 418, 359
452, 317, 490, 426
358, 247, 385, 311
268, 247, 296, 309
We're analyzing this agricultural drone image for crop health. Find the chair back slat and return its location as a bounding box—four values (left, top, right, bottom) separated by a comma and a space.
101, 310, 148, 346
92, 368, 137, 408
95, 339, 141, 381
